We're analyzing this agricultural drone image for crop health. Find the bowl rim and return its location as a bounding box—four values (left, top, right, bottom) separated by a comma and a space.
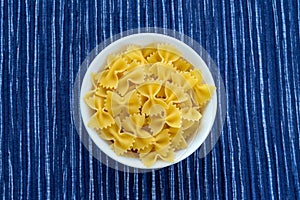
80, 32, 217, 169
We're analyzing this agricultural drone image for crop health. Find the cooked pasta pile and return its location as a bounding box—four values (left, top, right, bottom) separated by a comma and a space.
84, 44, 215, 167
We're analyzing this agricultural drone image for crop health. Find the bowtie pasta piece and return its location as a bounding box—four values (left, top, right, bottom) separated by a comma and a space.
157, 44, 181, 63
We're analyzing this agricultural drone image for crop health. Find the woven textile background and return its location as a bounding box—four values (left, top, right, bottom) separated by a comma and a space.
1, 0, 299, 199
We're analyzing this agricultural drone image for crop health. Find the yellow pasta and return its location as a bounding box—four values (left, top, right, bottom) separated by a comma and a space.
173, 58, 192, 71
157, 44, 181, 63
88, 109, 114, 129
147, 63, 175, 82
140, 129, 174, 166
193, 84, 216, 106
116, 66, 145, 96
170, 128, 187, 150
180, 71, 199, 88
170, 72, 191, 89
125, 60, 140, 72
123, 45, 147, 64
137, 81, 168, 115
101, 118, 135, 155
106, 90, 141, 116
179, 93, 193, 108
181, 107, 202, 121
165, 103, 182, 128
190, 69, 203, 83
98, 56, 128, 88
85, 94, 114, 129
182, 121, 200, 139
122, 114, 155, 151
182, 119, 195, 130
164, 82, 187, 104
84, 43, 215, 167
142, 43, 157, 58
148, 110, 166, 134
146, 51, 162, 63
140, 146, 174, 167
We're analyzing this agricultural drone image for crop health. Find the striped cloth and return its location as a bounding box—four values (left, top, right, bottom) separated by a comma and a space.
0, 0, 299, 199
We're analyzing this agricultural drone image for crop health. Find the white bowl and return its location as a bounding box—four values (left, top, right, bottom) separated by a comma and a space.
80, 33, 217, 169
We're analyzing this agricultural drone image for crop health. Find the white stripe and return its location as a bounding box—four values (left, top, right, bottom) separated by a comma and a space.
280, 0, 300, 193
0, 0, 4, 197
220, 0, 229, 198
230, 0, 246, 198
8, 0, 14, 198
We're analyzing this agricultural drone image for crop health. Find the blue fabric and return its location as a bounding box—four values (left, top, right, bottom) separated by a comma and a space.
1, 0, 299, 199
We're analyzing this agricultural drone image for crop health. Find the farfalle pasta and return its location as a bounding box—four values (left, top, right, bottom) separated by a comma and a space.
84, 44, 215, 167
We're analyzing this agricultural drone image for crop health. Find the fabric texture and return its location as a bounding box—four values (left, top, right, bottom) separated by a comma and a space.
0, 0, 299, 199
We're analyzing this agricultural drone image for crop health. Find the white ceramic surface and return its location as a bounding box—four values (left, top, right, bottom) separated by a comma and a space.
80, 33, 217, 169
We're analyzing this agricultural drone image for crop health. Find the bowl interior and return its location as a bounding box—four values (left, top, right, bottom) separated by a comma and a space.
80, 33, 217, 169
